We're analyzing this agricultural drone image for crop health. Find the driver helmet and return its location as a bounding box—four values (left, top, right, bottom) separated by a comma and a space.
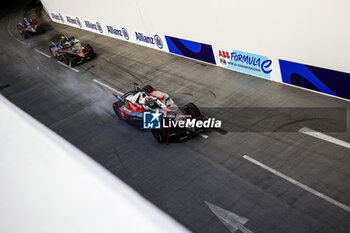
145, 97, 158, 109
24, 18, 30, 25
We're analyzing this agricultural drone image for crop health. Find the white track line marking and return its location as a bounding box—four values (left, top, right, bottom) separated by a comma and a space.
14, 37, 27, 45
93, 79, 124, 96
299, 127, 350, 149
34, 48, 50, 58
7, 28, 13, 36
199, 133, 208, 139
243, 155, 350, 213
57, 61, 79, 72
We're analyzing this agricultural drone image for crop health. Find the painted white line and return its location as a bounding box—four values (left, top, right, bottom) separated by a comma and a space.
93, 79, 124, 96
34, 48, 50, 58
57, 61, 79, 72
299, 127, 350, 149
205, 201, 253, 233
199, 133, 208, 139
14, 37, 27, 45
243, 155, 350, 213
7, 28, 13, 36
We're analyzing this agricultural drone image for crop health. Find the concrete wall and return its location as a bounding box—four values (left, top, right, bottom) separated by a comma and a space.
40, 0, 350, 100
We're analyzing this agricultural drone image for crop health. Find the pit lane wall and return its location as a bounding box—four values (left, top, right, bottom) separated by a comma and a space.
40, 0, 350, 100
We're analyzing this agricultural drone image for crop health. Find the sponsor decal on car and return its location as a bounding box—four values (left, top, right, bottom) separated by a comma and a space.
218, 49, 272, 79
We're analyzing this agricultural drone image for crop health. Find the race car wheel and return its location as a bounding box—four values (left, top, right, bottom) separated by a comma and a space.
113, 100, 123, 119
23, 31, 31, 39
84, 44, 94, 53
142, 85, 154, 94
38, 24, 46, 33
184, 103, 201, 118
63, 54, 72, 66
152, 129, 166, 143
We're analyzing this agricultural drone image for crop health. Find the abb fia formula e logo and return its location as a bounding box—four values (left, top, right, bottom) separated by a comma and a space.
218, 50, 230, 65
219, 50, 230, 59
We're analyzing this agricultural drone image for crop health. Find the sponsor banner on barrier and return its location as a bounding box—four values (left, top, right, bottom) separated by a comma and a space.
214, 48, 273, 79
50, 12, 65, 23
279, 59, 350, 99
82, 18, 104, 34
106, 25, 130, 41
65, 15, 82, 28
165, 36, 216, 64
48, 11, 167, 51
133, 31, 165, 50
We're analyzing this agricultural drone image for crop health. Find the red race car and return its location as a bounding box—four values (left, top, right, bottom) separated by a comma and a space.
113, 83, 209, 143
17, 18, 45, 39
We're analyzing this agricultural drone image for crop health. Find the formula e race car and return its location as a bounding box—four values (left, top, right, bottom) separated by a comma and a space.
17, 18, 45, 39
113, 83, 209, 143
49, 36, 95, 67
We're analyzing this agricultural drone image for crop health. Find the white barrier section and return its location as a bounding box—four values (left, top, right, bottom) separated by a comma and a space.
0, 95, 190, 233
40, 0, 350, 82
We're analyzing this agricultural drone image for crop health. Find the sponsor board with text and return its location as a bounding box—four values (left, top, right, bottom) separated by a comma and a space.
215, 47, 273, 79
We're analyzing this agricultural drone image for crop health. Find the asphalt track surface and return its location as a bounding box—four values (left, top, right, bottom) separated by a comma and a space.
1, 1, 350, 232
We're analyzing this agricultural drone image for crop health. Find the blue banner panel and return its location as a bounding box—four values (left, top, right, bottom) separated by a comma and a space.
165, 36, 216, 64
279, 59, 350, 99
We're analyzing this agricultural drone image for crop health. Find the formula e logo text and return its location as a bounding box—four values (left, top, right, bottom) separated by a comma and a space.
143, 110, 161, 129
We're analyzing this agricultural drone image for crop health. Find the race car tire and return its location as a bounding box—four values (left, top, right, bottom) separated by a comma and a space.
23, 31, 31, 39
63, 54, 72, 66
70, 56, 78, 67
184, 103, 201, 118
113, 100, 123, 119
142, 85, 154, 94
38, 24, 46, 33
152, 129, 166, 143
84, 44, 94, 53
